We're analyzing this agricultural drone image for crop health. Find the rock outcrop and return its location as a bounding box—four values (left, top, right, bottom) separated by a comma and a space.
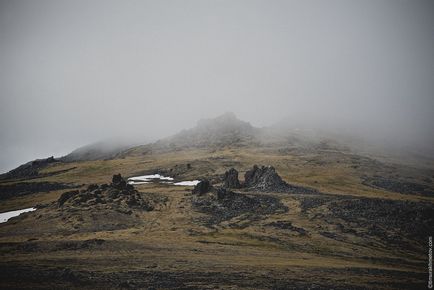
222, 168, 241, 188
244, 165, 289, 192
154, 112, 257, 150
58, 174, 154, 212
192, 179, 213, 195
12, 174, 169, 233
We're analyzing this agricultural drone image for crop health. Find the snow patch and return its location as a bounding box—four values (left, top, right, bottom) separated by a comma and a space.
174, 180, 200, 186
128, 174, 199, 187
128, 174, 174, 182
0, 207, 36, 224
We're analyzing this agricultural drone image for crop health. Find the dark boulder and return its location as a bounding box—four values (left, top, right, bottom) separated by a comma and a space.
112, 174, 122, 184
112, 174, 127, 190
223, 168, 241, 188
192, 179, 213, 195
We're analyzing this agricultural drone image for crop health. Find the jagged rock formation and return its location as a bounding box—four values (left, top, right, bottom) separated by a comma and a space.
222, 168, 241, 188
244, 165, 290, 192
192, 179, 213, 195
243, 165, 318, 194
58, 174, 155, 212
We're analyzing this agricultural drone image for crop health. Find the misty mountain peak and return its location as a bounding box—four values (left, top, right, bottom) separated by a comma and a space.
158, 113, 257, 149
196, 112, 254, 133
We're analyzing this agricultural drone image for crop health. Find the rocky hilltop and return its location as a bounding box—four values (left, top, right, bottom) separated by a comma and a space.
153, 112, 260, 149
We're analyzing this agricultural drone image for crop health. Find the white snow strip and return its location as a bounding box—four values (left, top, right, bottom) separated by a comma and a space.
127, 174, 199, 187
0, 207, 36, 224
173, 180, 200, 186
128, 174, 174, 182
128, 181, 149, 185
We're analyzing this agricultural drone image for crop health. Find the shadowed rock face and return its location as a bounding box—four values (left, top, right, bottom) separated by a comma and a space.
223, 168, 241, 188
244, 165, 289, 192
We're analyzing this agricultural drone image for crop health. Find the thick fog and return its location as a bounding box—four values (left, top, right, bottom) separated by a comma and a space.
1, 0, 433, 172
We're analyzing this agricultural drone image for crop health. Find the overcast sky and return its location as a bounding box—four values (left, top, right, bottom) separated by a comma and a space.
0, 0, 433, 172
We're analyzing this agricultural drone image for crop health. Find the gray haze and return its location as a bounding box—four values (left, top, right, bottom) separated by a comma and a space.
1, 0, 433, 172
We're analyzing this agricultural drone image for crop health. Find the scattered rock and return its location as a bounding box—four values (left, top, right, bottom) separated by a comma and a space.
222, 168, 241, 188
329, 198, 434, 243
299, 193, 434, 250
192, 186, 288, 226
361, 175, 434, 196
58, 174, 154, 211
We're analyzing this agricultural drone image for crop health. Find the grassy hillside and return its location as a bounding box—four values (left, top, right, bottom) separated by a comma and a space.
0, 143, 433, 289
